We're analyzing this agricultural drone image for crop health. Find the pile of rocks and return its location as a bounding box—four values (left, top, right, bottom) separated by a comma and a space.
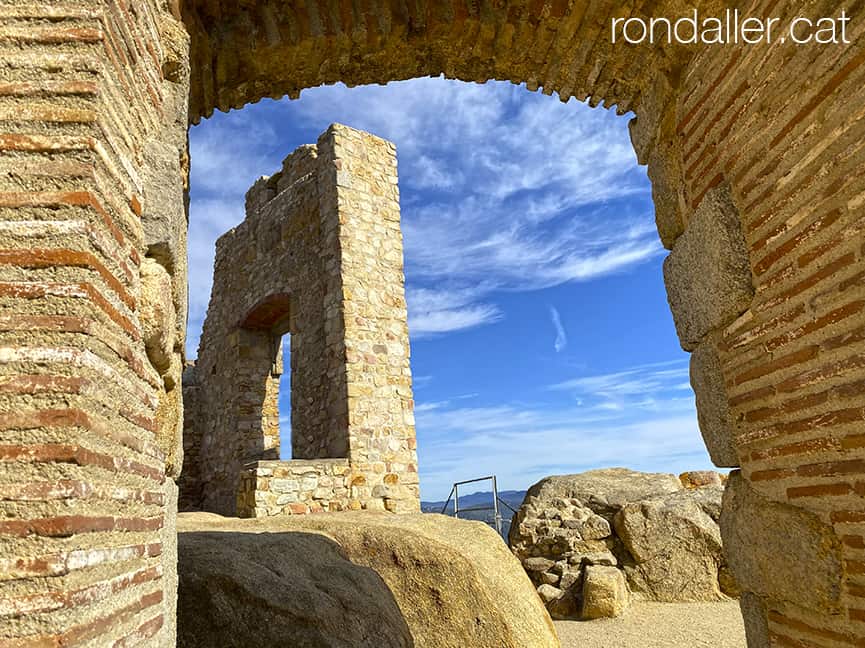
508, 468, 735, 620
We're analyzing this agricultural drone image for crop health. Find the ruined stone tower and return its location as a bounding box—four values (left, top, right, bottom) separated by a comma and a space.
180, 124, 420, 517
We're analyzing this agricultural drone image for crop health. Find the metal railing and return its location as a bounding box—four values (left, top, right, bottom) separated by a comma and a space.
439, 475, 519, 539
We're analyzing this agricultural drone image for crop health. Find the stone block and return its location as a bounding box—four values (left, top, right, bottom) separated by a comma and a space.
524, 557, 555, 572
271, 479, 300, 494
739, 592, 770, 647
648, 144, 686, 249
720, 472, 842, 612
663, 185, 754, 350
580, 514, 611, 540
559, 568, 581, 591
581, 565, 629, 619
679, 470, 724, 489
690, 336, 739, 467
628, 70, 675, 165
140, 257, 176, 374
539, 571, 560, 586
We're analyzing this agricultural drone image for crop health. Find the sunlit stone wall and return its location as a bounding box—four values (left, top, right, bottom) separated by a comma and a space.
180, 124, 420, 518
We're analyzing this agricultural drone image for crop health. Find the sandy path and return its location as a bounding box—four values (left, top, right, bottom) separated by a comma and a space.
554, 601, 746, 648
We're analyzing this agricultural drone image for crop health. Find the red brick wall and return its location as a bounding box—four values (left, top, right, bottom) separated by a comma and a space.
676, 0, 865, 642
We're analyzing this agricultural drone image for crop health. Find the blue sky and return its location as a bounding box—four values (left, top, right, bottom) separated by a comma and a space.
187, 77, 715, 500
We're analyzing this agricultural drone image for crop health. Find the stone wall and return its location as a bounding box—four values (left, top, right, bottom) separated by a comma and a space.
510, 469, 734, 620
181, 124, 420, 518
236, 459, 351, 517
2, 0, 863, 644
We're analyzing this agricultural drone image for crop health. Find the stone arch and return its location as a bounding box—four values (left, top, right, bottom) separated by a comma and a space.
240, 292, 293, 331
1, 1, 862, 645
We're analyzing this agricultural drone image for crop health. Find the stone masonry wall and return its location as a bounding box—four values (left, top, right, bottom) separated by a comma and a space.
634, 10, 865, 643
181, 124, 420, 518
235, 459, 352, 517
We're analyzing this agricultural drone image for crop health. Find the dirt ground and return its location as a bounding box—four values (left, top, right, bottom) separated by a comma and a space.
554, 600, 746, 648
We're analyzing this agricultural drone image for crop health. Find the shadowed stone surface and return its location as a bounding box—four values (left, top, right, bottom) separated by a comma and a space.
739, 592, 771, 648
178, 530, 412, 647
179, 511, 560, 648
663, 185, 754, 351
720, 472, 843, 612
690, 335, 739, 467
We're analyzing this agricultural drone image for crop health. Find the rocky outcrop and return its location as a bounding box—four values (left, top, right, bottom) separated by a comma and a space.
178, 511, 559, 648
178, 527, 412, 647
614, 486, 726, 601
509, 468, 734, 619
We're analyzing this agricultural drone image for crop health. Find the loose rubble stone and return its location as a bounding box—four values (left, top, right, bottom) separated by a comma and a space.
581, 566, 629, 619
680, 470, 725, 489
537, 584, 563, 604
510, 469, 732, 619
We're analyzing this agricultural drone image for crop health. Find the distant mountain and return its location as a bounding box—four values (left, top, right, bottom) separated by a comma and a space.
421, 490, 527, 539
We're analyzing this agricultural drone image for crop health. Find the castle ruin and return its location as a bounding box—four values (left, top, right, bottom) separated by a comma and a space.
0, 1, 863, 645
180, 124, 420, 518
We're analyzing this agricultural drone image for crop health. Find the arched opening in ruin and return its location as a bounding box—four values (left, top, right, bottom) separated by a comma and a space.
275, 332, 292, 459
237, 292, 293, 463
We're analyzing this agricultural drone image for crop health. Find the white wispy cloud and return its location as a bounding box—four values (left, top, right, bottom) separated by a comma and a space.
280, 78, 658, 338
406, 285, 503, 337
414, 358, 703, 498
416, 403, 709, 500
549, 359, 692, 412
549, 306, 567, 353
186, 77, 658, 351
189, 112, 282, 197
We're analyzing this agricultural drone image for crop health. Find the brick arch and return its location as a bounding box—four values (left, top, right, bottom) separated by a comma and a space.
181, 0, 691, 122
181, 3, 865, 645
1, 0, 863, 645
